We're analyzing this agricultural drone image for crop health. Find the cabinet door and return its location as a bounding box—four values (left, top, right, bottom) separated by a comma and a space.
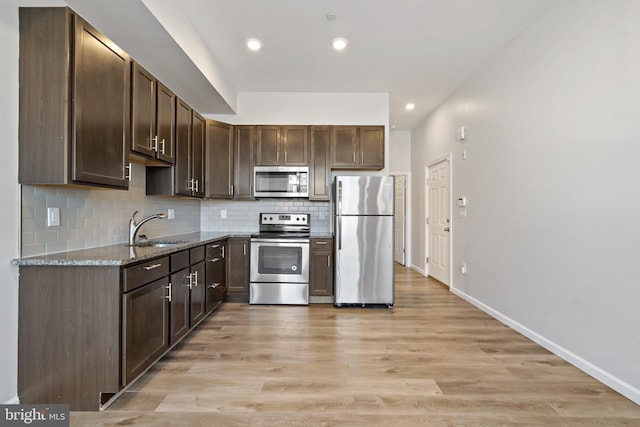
255, 126, 280, 166
73, 15, 129, 188
170, 267, 190, 345
227, 238, 250, 302
130, 62, 156, 158
122, 277, 169, 385
282, 126, 308, 165
156, 82, 176, 164
331, 126, 358, 168
309, 126, 331, 201
174, 98, 192, 196
190, 261, 206, 326
359, 126, 385, 169
205, 120, 234, 199
234, 126, 255, 200
191, 111, 205, 198
310, 239, 334, 296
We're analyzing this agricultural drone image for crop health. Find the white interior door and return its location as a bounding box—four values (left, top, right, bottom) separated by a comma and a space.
394, 175, 406, 265
428, 158, 450, 285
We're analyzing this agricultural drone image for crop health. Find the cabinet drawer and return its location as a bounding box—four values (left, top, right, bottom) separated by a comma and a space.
206, 241, 225, 259
311, 238, 333, 252
171, 250, 189, 272
190, 245, 205, 264
122, 257, 170, 292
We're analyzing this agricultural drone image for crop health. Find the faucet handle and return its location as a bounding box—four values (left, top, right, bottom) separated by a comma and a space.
130, 210, 139, 223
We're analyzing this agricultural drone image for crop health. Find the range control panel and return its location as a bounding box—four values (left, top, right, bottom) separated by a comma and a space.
260, 213, 309, 226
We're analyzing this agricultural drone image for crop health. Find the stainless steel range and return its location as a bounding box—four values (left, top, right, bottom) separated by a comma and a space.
250, 213, 310, 305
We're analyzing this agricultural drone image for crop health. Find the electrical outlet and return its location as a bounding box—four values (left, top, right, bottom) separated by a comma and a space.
221, 210, 227, 219
167, 208, 175, 220
47, 207, 60, 227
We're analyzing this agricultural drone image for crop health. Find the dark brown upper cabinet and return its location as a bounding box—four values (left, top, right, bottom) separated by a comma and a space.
130, 61, 175, 165
309, 126, 331, 201
173, 98, 193, 196
234, 126, 255, 200
146, 99, 203, 198
205, 120, 234, 199
19, 7, 131, 189
191, 111, 206, 198
331, 126, 384, 170
255, 125, 308, 166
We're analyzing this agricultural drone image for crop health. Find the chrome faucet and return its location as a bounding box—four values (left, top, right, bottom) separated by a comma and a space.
129, 210, 167, 245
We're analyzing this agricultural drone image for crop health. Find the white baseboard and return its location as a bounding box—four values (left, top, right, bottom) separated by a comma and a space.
4, 396, 19, 404
450, 286, 640, 405
410, 264, 426, 276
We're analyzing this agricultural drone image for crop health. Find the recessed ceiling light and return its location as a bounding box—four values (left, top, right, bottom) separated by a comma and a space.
332, 37, 348, 51
405, 103, 416, 111
246, 38, 262, 51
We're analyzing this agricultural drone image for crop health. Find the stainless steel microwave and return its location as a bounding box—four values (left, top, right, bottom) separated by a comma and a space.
253, 166, 309, 198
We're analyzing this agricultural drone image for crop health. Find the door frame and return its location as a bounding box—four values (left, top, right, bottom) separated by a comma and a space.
392, 173, 409, 266
425, 153, 452, 285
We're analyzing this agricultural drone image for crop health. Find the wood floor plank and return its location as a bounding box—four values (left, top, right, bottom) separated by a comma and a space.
69, 265, 640, 426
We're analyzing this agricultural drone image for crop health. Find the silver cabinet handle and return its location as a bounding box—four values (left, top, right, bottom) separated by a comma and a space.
209, 244, 221, 249
159, 138, 166, 154
361, 152, 364, 163
184, 273, 193, 289
208, 257, 221, 263
165, 283, 172, 302
276, 151, 279, 163
193, 270, 198, 286
221, 246, 225, 258
315, 241, 328, 245
208, 282, 220, 289
353, 152, 356, 163
143, 263, 162, 271
125, 163, 132, 181
230, 184, 234, 196
195, 180, 199, 192
243, 243, 246, 256
284, 151, 287, 163
151, 135, 159, 152
327, 255, 331, 267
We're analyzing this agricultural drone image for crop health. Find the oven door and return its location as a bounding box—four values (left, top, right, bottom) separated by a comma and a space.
250, 239, 309, 284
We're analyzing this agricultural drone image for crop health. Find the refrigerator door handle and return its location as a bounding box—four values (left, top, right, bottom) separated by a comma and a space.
337, 181, 343, 215
337, 215, 342, 250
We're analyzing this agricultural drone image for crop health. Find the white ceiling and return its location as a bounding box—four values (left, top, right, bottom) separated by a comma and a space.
64, 0, 555, 130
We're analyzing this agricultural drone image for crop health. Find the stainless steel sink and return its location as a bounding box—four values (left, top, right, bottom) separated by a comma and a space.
131, 240, 189, 248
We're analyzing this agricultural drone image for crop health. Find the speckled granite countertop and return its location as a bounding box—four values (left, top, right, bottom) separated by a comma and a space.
12, 232, 250, 267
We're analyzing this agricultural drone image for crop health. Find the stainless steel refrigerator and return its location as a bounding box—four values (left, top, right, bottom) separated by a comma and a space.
334, 175, 394, 307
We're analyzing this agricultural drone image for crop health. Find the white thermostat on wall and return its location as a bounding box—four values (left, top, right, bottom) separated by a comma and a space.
457, 197, 467, 207
456, 126, 466, 141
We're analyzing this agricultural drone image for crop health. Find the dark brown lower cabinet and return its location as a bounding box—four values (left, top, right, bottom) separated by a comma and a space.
227, 237, 250, 302
205, 241, 227, 313
122, 277, 170, 385
190, 260, 206, 325
310, 238, 334, 297
170, 267, 190, 344
17, 240, 232, 411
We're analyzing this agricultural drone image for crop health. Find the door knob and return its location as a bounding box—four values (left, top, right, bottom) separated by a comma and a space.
444, 227, 450, 232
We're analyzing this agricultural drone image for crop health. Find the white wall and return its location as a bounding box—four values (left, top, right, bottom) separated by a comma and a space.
411, 0, 640, 403
389, 131, 412, 266
1, 0, 20, 404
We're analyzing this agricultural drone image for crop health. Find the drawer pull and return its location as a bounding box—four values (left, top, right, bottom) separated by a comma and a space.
143, 263, 162, 271
208, 257, 221, 263
208, 282, 220, 289
208, 244, 221, 249
315, 241, 328, 245
165, 284, 172, 302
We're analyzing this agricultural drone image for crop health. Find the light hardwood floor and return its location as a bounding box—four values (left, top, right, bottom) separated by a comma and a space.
72, 265, 640, 426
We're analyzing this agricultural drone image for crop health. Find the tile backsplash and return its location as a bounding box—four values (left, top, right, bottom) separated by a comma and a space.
20, 164, 201, 257
201, 200, 331, 233
20, 163, 332, 257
